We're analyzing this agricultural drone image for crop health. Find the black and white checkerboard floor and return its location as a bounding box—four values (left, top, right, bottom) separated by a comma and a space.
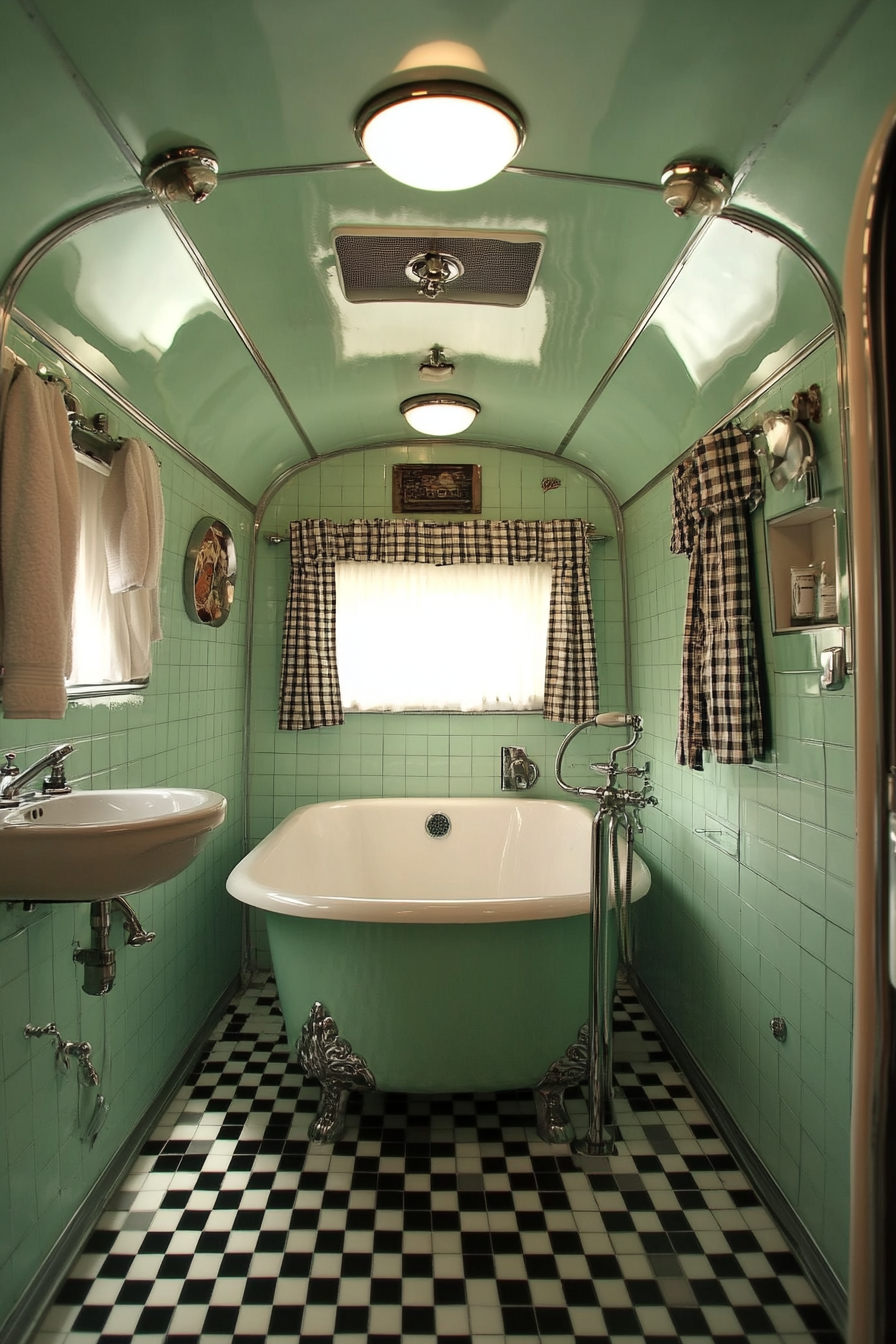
34, 974, 843, 1344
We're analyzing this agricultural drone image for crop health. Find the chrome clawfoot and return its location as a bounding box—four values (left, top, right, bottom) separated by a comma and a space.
533, 1024, 588, 1144
297, 1001, 375, 1144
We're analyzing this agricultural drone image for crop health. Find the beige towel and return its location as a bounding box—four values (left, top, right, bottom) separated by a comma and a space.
102, 437, 165, 648
0, 367, 81, 718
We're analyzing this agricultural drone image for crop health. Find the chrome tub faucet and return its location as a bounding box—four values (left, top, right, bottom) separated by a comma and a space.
501, 745, 539, 791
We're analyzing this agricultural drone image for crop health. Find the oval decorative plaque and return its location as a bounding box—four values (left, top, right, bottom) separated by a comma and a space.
183, 517, 237, 626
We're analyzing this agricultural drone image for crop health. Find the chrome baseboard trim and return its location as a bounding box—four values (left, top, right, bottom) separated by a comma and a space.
0, 973, 242, 1344
630, 972, 848, 1338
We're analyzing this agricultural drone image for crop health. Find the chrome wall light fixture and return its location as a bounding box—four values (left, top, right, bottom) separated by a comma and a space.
355, 80, 525, 191
142, 146, 219, 203
660, 159, 732, 217
400, 394, 480, 436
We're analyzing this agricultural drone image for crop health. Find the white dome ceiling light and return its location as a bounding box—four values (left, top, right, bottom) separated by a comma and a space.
355, 80, 526, 191
400, 394, 480, 436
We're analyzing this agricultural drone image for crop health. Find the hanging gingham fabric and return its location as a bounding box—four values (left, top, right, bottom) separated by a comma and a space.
278, 518, 599, 729
671, 427, 765, 770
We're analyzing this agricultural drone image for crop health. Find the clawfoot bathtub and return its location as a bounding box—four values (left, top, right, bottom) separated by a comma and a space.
228, 797, 650, 1142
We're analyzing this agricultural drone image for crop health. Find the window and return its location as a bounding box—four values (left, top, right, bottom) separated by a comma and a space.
67, 454, 154, 693
278, 518, 599, 729
335, 560, 552, 712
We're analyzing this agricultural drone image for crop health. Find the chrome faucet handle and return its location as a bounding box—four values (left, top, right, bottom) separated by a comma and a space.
501, 745, 539, 791
42, 762, 71, 796
2, 752, 18, 776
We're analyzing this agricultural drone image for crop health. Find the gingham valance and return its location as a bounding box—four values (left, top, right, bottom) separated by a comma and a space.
278, 518, 599, 729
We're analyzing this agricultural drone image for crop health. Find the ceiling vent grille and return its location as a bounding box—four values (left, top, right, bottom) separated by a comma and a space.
333, 228, 544, 307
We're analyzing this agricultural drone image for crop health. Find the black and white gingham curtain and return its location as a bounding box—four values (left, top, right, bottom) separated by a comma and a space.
278, 518, 599, 729
671, 427, 765, 770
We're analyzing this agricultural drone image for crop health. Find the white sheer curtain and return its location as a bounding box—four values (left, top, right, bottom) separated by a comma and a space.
335, 561, 552, 711
68, 457, 147, 687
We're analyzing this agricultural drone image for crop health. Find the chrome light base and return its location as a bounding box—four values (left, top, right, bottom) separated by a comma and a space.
142, 146, 219, 204
660, 159, 732, 217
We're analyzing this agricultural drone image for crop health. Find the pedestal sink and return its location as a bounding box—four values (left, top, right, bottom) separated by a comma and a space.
0, 788, 227, 902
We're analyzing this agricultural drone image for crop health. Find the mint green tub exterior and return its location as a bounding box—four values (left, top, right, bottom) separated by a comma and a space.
266, 906, 599, 1092
228, 797, 649, 1093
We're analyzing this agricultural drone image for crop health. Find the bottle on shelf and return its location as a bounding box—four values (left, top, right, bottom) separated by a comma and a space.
816, 559, 837, 623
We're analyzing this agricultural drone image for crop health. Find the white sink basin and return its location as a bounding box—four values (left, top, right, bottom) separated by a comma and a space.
0, 788, 227, 901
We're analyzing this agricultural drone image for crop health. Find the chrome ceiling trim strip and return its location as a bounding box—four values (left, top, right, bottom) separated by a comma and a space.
222, 160, 661, 193
621, 324, 836, 511
156, 205, 318, 460
12, 309, 254, 514
504, 165, 663, 193
554, 214, 715, 455
17, 0, 144, 174
219, 161, 374, 181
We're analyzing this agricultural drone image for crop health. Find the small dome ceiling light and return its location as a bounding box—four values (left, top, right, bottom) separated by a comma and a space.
355, 80, 525, 191
660, 159, 732, 218
400, 393, 480, 436
142, 146, 219, 203
406, 250, 465, 299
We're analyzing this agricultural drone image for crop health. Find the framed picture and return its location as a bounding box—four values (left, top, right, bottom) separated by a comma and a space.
392, 464, 482, 514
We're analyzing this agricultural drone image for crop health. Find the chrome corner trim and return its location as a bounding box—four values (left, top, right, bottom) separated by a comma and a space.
297, 1002, 376, 1144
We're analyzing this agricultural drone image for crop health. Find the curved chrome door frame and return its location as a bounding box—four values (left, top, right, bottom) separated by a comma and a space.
844, 99, 896, 1344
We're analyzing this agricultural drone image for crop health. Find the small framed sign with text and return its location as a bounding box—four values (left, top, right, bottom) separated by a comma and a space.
392, 464, 482, 514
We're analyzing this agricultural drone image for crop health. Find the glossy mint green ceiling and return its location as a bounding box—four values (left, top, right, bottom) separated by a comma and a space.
2, 0, 895, 503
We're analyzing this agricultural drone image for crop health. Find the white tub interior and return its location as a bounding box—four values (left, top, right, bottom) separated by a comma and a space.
228, 796, 650, 922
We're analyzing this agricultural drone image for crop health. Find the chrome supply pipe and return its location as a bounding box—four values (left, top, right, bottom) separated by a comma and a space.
554, 712, 656, 1156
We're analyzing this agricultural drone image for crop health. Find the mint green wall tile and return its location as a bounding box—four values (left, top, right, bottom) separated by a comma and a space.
825, 744, 855, 794
0, 325, 249, 1323
624, 338, 854, 1287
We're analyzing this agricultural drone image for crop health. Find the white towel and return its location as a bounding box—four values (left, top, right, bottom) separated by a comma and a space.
102, 437, 165, 648
0, 366, 81, 718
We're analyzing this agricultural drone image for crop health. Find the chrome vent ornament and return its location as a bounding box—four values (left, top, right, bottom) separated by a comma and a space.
332, 229, 544, 306
425, 812, 451, 838
405, 250, 465, 299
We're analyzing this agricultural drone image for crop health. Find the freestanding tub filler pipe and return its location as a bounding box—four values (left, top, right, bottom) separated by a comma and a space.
555, 712, 657, 1155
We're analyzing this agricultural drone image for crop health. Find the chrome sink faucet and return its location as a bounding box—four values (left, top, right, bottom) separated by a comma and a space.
501, 745, 539, 791
0, 743, 74, 807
